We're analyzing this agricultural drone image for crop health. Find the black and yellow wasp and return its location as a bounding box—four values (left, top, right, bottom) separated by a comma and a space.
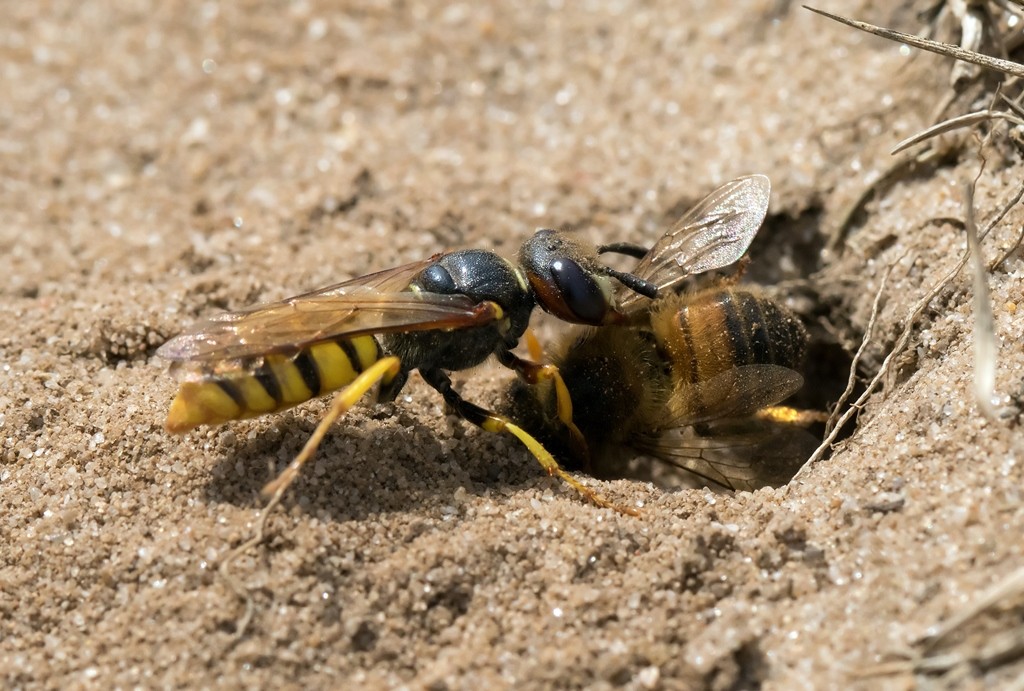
158, 175, 774, 512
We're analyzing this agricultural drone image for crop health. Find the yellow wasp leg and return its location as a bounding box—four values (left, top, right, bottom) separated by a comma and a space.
218, 355, 403, 637
421, 368, 634, 516
497, 349, 589, 465
544, 367, 587, 453
524, 327, 545, 362
261, 355, 403, 501
492, 418, 640, 517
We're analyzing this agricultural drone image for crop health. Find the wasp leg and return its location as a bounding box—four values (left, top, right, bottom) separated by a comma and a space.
218, 355, 403, 637
523, 327, 545, 363
261, 355, 403, 501
496, 349, 590, 467
597, 241, 650, 258
420, 369, 637, 516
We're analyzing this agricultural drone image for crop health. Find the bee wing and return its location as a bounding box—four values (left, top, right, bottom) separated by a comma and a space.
634, 419, 818, 490
157, 256, 497, 363
631, 363, 812, 489
618, 175, 770, 315
666, 364, 803, 427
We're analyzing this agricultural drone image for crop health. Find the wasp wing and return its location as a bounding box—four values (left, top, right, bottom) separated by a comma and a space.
618, 175, 770, 316
157, 256, 498, 364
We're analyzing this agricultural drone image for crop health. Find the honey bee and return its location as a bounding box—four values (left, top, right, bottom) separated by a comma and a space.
158, 175, 773, 512
507, 177, 816, 490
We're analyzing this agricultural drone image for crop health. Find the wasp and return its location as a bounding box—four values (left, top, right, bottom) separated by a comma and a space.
507, 175, 818, 491
157, 198, 708, 512
158, 175, 776, 511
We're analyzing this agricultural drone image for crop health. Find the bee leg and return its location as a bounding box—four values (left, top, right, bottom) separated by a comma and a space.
714, 255, 751, 287
377, 370, 408, 403
420, 369, 637, 516
260, 355, 404, 501
755, 406, 830, 426
495, 349, 591, 468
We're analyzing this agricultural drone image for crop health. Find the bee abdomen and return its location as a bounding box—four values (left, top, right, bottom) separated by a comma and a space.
657, 289, 807, 385
728, 291, 806, 369
164, 335, 384, 433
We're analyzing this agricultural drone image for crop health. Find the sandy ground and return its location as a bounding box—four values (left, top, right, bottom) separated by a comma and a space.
3, 1, 1024, 688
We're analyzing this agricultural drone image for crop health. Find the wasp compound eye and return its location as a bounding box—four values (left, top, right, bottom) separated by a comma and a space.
550, 258, 607, 325
518, 229, 619, 325
419, 264, 458, 294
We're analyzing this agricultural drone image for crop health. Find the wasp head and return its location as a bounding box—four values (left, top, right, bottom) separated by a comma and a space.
519, 229, 655, 326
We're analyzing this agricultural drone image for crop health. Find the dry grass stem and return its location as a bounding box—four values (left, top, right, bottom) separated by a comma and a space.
891, 108, 1024, 154
805, 6, 1024, 79
823, 259, 898, 436
962, 178, 999, 419
795, 222, 986, 480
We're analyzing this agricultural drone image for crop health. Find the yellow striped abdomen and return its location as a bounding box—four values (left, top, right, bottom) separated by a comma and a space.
165, 335, 386, 433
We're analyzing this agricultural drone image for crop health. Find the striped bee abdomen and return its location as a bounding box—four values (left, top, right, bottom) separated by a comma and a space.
652, 289, 807, 386
164, 335, 387, 433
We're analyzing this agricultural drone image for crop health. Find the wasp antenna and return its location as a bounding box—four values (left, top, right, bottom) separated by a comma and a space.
597, 242, 650, 259
603, 267, 659, 299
